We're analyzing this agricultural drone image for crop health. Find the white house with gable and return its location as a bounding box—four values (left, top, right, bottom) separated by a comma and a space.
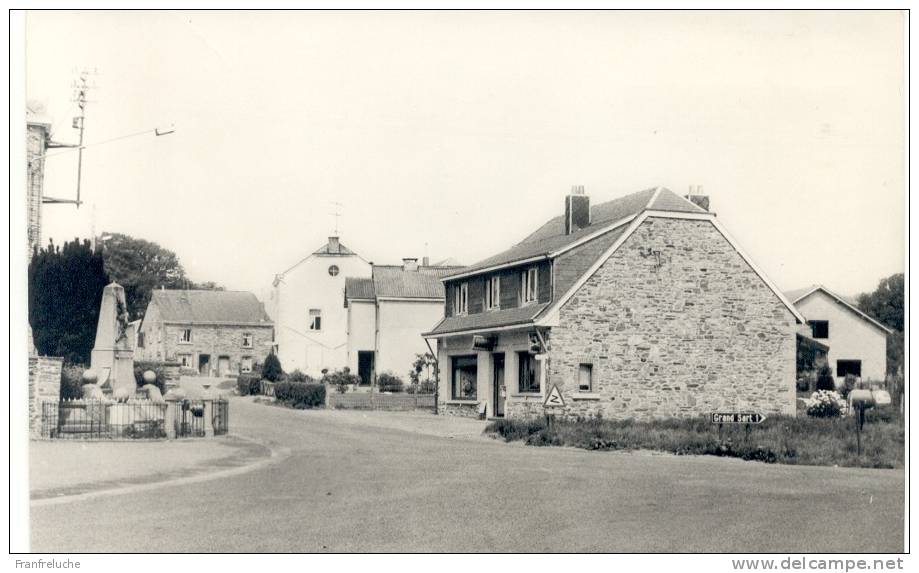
786, 285, 891, 383
267, 236, 371, 376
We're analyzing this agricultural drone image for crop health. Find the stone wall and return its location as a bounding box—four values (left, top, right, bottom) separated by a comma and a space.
508, 216, 796, 420
164, 324, 273, 376
29, 356, 62, 439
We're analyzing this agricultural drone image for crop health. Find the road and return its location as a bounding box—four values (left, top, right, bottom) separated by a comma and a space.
31, 397, 905, 552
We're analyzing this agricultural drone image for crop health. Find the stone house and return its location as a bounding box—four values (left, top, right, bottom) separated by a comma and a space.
785, 285, 891, 383
344, 259, 461, 385
423, 186, 806, 420
267, 236, 372, 377
138, 289, 274, 377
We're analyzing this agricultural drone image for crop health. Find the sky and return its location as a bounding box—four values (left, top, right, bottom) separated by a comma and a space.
25, 10, 905, 300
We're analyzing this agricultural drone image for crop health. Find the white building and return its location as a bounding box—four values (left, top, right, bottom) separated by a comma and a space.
267, 236, 371, 376
344, 258, 460, 385
786, 285, 891, 383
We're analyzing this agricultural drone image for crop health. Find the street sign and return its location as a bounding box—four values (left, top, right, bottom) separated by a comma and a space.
710, 412, 767, 424
544, 384, 565, 407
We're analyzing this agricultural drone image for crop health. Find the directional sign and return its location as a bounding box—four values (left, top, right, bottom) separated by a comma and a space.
544, 384, 565, 407
710, 412, 766, 424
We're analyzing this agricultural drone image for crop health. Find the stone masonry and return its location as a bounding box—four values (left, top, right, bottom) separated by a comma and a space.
506, 216, 797, 420
162, 323, 273, 375
29, 355, 63, 438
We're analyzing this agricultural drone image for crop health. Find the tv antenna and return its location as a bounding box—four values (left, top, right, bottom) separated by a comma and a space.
329, 201, 343, 235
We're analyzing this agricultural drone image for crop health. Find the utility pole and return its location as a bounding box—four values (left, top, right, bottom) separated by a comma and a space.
71, 69, 93, 209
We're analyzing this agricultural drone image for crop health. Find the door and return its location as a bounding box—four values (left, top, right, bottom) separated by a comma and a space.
217, 356, 230, 377
493, 353, 506, 417
198, 354, 210, 376
358, 351, 374, 386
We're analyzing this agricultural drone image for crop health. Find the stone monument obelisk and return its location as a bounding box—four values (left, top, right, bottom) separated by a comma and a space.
89, 282, 136, 399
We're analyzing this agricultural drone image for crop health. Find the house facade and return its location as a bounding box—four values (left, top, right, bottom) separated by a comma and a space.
138, 289, 274, 377
267, 236, 371, 376
344, 259, 460, 385
786, 285, 890, 383
424, 187, 804, 420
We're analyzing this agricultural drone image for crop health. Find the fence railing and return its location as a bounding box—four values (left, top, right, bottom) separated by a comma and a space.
41, 398, 229, 440
328, 392, 435, 412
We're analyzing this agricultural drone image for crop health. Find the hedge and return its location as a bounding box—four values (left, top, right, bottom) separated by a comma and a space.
237, 374, 262, 396
274, 382, 326, 409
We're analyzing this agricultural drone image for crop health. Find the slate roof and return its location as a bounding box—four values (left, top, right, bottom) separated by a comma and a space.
427, 303, 550, 336
344, 277, 375, 300
345, 265, 463, 303
445, 187, 704, 278
150, 290, 272, 325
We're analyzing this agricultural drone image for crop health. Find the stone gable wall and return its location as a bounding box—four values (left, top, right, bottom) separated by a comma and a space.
509, 216, 796, 420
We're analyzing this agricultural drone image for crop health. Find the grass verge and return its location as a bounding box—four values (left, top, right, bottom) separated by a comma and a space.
485, 407, 904, 468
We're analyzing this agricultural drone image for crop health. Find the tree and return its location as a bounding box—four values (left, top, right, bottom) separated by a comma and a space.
98, 233, 190, 320
262, 352, 284, 382
29, 238, 109, 364
856, 273, 904, 375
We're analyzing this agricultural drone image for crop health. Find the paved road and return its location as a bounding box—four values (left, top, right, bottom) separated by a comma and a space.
31, 397, 904, 552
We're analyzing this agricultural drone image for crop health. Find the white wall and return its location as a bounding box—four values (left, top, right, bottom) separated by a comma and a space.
376, 299, 443, 379
346, 300, 376, 373
795, 290, 888, 381
273, 253, 371, 376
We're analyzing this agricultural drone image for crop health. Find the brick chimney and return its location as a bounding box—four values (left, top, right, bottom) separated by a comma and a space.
402, 257, 419, 272
328, 236, 340, 254
685, 185, 710, 211
565, 185, 590, 234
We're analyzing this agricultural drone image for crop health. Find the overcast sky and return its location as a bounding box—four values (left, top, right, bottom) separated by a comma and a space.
26, 10, 904, 300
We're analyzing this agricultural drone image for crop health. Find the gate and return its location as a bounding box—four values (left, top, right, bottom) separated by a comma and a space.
175, 400, 207, 437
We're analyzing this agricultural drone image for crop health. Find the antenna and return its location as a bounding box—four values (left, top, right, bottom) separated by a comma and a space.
71, 69, 95, 209
329, 201, 343, 235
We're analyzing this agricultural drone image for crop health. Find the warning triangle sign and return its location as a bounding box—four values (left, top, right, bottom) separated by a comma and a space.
543, 384, 565, 407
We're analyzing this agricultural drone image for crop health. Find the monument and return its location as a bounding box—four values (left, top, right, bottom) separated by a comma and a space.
88, 282, 136, 399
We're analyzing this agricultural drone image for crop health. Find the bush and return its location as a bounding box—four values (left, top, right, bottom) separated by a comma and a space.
60, 363, 86, 400
262, 353, 284, 382
322, 368, 360, 393
377, 371, 404, 393
133, 360, 167, 395
237, 374, 262, 396
806, 390, 846, 418
840, 374, 858, 399
274, 382, 325, 409
815, 364, 836, 391
287, 369, 314, 383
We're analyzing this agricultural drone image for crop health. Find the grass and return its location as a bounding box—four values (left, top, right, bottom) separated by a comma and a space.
485, 406, 904, 469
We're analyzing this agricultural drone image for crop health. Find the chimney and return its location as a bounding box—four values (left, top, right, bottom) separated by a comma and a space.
422, 256, 430, 267
565, 185, 590, 235
684, 185, 710, 211
402, 257, 419, 272
328, 236, 340, 254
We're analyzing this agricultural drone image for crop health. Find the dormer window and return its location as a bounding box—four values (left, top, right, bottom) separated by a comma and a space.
453, 282, 468, 315
521, 268, 538, 304
484, 276, 500, 311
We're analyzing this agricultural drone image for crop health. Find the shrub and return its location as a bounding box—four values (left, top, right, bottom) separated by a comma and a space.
287, 369, 313, 383
795, 376, 810, 393
274, 382, 325, 409
377, 371, 404, 393
322, 368, 360, 394
60, 363, 86, 400
815, 364, 836, 391
133, 360, 167, 395
237, 374, 262, 396
806, 390, 846, 418
262, 352, 284, 382
840, 374, 858, 399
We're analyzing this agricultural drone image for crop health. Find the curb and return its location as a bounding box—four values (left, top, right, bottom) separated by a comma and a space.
30, 434, 290, 507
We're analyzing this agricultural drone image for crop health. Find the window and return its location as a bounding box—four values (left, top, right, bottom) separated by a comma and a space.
484, 276, 500, 311
808, 320, 829, 339
453, 282, 468, 315
578, 363, 593, 392
518, 351, 540, 394
242, 332, 253, 348
179, 354, 193, 368
521, 268, 538, 304
451, 355, 478, 400
837, 360, 862, 378
328, 265, 339, 277
241, 357, 253, 373
179, 328, 192, 343
309, 309, 322, 331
